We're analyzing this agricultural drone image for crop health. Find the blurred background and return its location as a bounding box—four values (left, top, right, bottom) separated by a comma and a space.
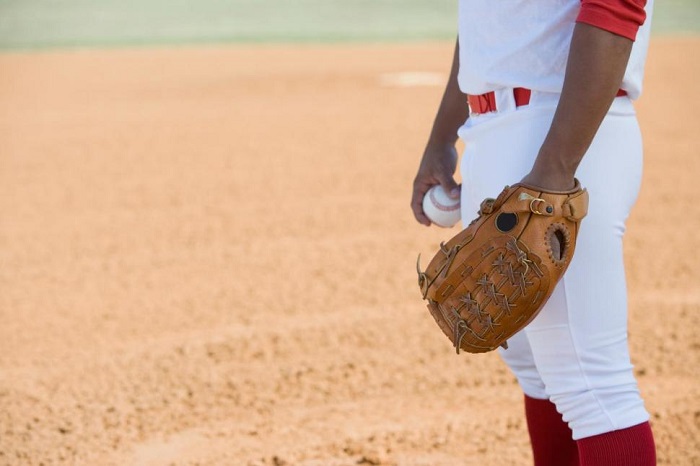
0, 0, 698, 50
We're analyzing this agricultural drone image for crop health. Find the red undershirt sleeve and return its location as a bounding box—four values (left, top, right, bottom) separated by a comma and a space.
577, 0, 647, 41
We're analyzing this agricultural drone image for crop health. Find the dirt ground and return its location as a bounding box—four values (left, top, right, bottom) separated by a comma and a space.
0, 37, 698, 466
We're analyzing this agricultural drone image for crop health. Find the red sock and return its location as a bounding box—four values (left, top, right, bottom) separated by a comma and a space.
577, 422, 656, 466
524, 395, 579, 466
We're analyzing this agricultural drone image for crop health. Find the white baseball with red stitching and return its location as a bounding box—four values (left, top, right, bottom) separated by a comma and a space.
422, 185, 461, 228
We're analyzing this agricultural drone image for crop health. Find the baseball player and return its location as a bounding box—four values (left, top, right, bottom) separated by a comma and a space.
411, 1, 656, 465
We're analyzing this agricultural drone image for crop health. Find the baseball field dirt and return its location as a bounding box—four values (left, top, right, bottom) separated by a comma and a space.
1, 37, 698, 465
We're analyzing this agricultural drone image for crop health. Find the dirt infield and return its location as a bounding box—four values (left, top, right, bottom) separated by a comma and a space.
1, 37, 698, 465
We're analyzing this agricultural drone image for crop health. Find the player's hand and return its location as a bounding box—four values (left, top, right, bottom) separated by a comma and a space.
411, 143, 460, 226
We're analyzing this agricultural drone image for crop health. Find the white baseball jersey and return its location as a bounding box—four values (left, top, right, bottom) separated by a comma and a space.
457, 0, 654, 99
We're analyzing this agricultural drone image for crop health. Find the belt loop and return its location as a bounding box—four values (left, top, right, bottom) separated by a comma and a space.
495, 88, 516, 113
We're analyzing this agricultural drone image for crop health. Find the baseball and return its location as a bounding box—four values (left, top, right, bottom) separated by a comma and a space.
422, 185, 461, 228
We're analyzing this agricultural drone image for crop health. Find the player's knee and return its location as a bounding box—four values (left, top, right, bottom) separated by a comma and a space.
515, 372, 548, 400
498, 340, 547, 399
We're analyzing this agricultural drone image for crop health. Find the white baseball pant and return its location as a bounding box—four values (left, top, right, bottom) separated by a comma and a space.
458, 90, 650, 440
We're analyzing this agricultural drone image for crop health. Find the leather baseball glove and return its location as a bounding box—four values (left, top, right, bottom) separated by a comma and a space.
417, 180, 589, 353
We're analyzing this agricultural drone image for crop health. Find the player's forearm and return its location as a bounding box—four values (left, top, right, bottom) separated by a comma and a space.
528, 23, 634, 189
427, 39, 469, 148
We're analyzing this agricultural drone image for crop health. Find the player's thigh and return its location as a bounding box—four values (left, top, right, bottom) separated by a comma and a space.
459, 107, 554, 220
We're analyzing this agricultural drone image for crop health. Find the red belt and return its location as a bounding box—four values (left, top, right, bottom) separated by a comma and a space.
467, 88, 628, 114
